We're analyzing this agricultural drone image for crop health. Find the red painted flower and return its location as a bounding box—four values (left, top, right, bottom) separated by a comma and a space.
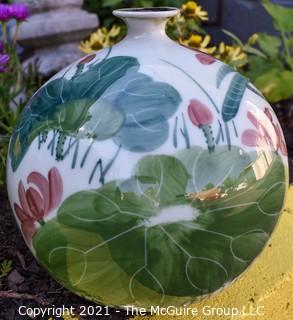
195, 53, 216, 65
188, 99, 213, 127
14, 167, 63, 242
242, 108, 287, 156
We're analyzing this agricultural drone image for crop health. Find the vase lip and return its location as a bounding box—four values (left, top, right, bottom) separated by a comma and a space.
113, 7, 180, 19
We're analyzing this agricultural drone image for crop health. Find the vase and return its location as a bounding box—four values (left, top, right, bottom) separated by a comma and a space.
7, 7, 288, 309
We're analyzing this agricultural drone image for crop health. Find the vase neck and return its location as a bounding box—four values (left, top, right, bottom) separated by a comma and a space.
113, 7, 179, 40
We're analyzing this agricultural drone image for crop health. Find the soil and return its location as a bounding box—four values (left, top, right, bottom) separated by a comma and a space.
0, 101, 292, 320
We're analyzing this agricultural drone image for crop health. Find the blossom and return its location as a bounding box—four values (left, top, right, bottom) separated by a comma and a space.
215, 42, 247, 68
0, 4, 11, 22
196, 52, 216, 65
188, 99, 213, 127
0, 54, 10, 73
80, 25, 121, 54
14, 167, 63, 242
9, 3, 29, 21
182, 1, 208, 21
241, 109, 287, 156
180, 35, 216, 54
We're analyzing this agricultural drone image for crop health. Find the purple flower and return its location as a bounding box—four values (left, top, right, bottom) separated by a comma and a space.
0, 4, 11, 22
0, 54, 10, 73
9, 3, 29, 21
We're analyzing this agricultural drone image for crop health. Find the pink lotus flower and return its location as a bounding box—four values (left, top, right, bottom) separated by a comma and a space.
14, 167, 63, 242
196, 53, 216, 65
188, 99, 213, 127
242, 109, 287, 156
9, 3, 29, 21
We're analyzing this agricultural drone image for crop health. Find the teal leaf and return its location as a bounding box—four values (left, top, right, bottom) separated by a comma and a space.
71, 56, 139, 99
103, 68, 182, 152
216, 65, 234, 88
221, 73, 249, 122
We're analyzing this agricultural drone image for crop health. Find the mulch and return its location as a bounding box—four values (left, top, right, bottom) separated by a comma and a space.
0, 101, 292, 320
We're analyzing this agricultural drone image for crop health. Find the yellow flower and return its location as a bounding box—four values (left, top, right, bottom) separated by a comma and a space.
79, 25, 122, 54
248, 33, 259, 45
62, 312, 80, 320
216, 42, 248, 67
182, 1, 208, 21
180, 34, 216, 54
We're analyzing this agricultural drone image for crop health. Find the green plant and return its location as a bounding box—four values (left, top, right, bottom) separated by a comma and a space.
0, 259, 12, 278
0, 3, 40, 187
224, 0, 293, 103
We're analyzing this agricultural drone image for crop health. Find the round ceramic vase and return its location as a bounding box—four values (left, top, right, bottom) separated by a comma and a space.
7, 7, 288, 309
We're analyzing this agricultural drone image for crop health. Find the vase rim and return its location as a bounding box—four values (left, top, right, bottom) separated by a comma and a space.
113, 7, 180, 19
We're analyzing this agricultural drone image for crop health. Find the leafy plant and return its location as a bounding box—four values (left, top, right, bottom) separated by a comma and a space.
0, 259, 12, 278
218, 1, 293, 103
0, 3, 40, 186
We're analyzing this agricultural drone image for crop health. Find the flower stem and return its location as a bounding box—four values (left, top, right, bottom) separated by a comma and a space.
13, 22, 20, 47
201, 124, 215, 153
2, 22, 7, 44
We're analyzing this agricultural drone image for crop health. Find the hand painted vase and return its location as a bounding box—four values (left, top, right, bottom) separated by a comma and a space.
7, 7, 288, 309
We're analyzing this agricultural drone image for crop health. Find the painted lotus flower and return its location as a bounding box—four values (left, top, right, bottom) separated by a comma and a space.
14, 167, 63, 242
188, 99, 215, 152
188, 99, 213, 126
242, 108, 287, 156
196, 53, 216, 65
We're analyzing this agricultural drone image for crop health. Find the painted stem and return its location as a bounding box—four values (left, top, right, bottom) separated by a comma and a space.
224, 122, 231, 151
232, 120, 238, 138
173, 116, 178, 148
201, 125, 215, 153
180, 113, 191, 149
80, 140, 95, 168
55, 132, 67, 161
161, 59, 220, 113
89, 145, 121, 185
216, 120, 224, 145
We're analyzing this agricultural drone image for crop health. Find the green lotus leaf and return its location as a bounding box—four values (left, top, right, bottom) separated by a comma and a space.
103, 67, 182, 152
34, 151, 286, 307
10, 56, 139, 171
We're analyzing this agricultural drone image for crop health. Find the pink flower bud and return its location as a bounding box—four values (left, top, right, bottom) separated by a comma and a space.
188, 99, 213, 127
